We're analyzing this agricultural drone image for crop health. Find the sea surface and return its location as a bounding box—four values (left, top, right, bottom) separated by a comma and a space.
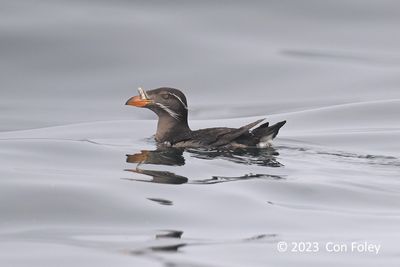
1, 1, 400, 266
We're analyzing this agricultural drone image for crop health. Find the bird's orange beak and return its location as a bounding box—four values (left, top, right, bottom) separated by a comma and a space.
125, 87, 152, 107
125, 95, 152, 107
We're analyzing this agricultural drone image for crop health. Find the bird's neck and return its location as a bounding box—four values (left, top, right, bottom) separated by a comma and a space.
155, 115, 191, 143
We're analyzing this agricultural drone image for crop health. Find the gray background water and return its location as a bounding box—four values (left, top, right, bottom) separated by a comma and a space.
2, 0, 400, 131
1, 1, 400, 266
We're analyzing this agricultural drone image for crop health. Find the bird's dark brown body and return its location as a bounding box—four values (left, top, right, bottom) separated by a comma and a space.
126, 87, 286, 148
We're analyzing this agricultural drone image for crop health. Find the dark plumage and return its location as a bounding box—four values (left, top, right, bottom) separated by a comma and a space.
126, 87, 286, 148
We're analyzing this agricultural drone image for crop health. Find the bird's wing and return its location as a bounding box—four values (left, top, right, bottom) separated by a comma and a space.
187, 118, 265, 147
210, 118, 264, 146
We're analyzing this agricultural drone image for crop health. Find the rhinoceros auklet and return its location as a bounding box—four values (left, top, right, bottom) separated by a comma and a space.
126, 87, 286, 148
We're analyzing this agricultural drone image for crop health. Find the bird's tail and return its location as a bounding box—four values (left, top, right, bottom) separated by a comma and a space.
251, 120, 286, 147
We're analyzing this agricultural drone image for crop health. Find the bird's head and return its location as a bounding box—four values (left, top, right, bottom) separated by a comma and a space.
126, 87, 188, 121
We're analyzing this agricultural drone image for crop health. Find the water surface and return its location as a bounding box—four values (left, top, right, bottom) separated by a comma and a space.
1, 1, 400, 266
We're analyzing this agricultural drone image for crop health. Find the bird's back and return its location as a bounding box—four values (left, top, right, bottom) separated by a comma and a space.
173, 119, 265, 148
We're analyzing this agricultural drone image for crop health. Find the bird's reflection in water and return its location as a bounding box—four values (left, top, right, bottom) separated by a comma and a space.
124, 168, 189, 184
126, 148, 185, 166
187, 147, 282, 167
124, 146, 283, 185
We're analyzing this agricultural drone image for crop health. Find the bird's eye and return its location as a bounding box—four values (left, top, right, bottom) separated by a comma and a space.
161, 94, 170, 100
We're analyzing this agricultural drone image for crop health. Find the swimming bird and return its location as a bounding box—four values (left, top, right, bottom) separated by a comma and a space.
126, 87, 286, 148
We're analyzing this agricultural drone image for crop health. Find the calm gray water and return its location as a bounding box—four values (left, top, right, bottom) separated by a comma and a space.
1, 1, 400, 266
